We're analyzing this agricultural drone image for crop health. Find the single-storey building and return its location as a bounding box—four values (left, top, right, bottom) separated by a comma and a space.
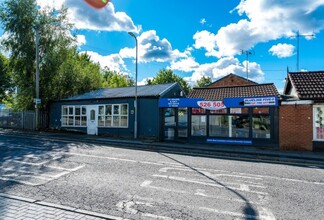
159, 74, 280, 148
280, 71, 324, 151
49, 83, 185, 139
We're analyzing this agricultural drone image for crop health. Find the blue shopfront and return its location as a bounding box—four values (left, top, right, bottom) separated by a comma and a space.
160, 96, 279, 148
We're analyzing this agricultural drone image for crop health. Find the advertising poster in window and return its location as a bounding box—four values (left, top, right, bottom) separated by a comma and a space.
315, 106, 324, 140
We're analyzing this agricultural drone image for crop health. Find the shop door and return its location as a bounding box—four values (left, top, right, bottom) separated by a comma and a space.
87, 106, 98, 135
163, 108, 188, 142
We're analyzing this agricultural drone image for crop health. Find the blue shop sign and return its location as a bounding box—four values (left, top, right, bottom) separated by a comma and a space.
223, 96, 278, 108
159, 98, 203, 108
207, 138, 252, 145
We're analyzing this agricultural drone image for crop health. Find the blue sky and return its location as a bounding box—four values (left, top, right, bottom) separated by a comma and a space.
1, 0, 324, 93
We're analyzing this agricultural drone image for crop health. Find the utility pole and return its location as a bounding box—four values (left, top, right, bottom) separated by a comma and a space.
295, 31, 314, 72
35, 29, 40, 130
240, 49, 254, 80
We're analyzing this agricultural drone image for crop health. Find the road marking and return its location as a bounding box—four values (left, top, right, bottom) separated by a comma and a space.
153, 174, 268, 195
140, 180, 188, 194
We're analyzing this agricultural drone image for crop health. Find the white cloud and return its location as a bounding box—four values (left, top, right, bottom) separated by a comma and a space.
194, 0, 324, 58
82, 51, 127, 73
76, 35, 86, 46
170, 57, 199, 72
269, 43, 295, 58
200, 18, 207, 25
120, 30, 188, 63
36, 0, 139, 32
185, 57, 264, 85
193, 30, 217, 57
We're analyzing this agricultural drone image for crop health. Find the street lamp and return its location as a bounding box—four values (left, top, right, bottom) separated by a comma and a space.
128, 32, 138, 139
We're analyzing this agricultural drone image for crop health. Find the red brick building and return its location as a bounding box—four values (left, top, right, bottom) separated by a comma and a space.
281, 71, 324, 151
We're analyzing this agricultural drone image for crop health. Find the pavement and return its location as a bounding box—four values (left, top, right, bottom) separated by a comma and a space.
1, 128, 324, 220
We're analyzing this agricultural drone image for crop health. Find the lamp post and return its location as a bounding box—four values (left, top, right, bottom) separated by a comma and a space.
128, 32, 138, 139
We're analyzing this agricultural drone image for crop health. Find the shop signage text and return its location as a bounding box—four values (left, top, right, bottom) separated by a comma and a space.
197, 101, 226, 110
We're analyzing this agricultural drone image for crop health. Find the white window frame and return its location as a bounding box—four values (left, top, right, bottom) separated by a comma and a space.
61, 105, 87, 127
97, 104, 129, 128
313, 105, 324, 141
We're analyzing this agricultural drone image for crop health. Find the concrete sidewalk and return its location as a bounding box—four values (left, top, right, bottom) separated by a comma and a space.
0, 193, 120, 220
1, 128, 324, 167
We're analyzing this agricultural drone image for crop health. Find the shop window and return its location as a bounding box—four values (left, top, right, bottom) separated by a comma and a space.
252, 115, 271, 139
209, 115, 229, 137
164, 108, 176, 126
62, 105, 87, 127
178, 108, 188, 127
314, 106, 324, 141
191, 115, 207, 136
231, 115, 249, 138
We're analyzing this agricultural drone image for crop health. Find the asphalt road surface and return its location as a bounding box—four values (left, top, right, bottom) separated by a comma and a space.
0, 133, 323, 220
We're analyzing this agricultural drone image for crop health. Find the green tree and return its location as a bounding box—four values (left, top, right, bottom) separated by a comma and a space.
147, 68, 190, 94
196, 76, 212, 87
102, 69, 134, 88
0, 53, 12, 102
0, 0, 103, 109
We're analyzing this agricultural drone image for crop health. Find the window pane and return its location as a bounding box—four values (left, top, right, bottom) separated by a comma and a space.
75, 116, 81, 126
253, 115, 271, 138
191, 115, 207, 136
68, 116, 74, 126
106, 105, 112, 115
113, 105, 120, 115
81, 116, 87, 126
68, 107, 74, 115
98, 116, 105, 127
99, 106, 105, 115
209, 115, 229, 137
253, 107, 269, 114
75, 107, 81, 116
178, 108, 188, 127
231, 115, 249, 138
90, 109, 95, 121
121, 104, 128, 115
113, 116, 120, 127
82, 107, 87, 115
62, 116, 68, 126
63, 107, 68, 115
105, 116, 112, 127
121, 116, 128, 127
164, 108, 176, 126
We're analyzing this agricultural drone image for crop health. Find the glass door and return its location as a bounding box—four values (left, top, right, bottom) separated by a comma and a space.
163, 108, 188, 142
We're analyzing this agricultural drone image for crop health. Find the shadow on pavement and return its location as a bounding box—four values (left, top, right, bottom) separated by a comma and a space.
160, 153, 259, 220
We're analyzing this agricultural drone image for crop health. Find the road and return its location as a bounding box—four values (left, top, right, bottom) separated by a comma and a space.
0, 133, 323, 220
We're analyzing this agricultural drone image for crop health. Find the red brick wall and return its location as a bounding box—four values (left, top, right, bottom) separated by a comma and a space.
279, 104, 313, 151
208, 75, 256, 88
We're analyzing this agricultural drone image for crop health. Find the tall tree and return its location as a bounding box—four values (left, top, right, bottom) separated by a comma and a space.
0, 0, 103, 109
102, 69, 134, 88
0, 53, 11, 101
196, 76, 212, 87
147, 68, 190, 94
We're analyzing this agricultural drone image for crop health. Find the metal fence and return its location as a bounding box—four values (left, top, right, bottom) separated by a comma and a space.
0, 109, 48, 130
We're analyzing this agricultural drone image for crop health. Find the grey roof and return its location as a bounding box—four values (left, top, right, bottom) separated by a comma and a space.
64, 83, 180, 101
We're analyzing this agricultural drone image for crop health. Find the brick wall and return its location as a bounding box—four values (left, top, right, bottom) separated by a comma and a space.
279, 104, 313, 151
208, 74, 257, 88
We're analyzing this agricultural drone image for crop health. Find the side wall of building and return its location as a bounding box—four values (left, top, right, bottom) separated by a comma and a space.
279, 104, 313, 151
